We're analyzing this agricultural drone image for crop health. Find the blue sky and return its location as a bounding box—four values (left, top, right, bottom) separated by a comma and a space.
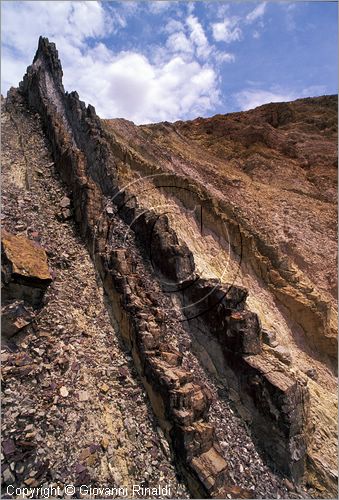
1, 1, 337, 124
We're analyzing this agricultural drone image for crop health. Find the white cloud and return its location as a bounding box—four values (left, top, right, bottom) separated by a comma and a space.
215, 52, 235, 63
235, 89, 296, 110
278, 2, 298, 31
1, 0, 114, 92
211, 18, 242, 43
215, 4, 230, 19
1, 1, 221, 124
187, 2, 195, 15
212, 4, 267, 44
246, 3, 267, 24
166, 31, 193, 55
164, 18, 184, 34
148, 1, 172, 15
163, 13, 237, 69
88, 53, 220, 123
186, 15, 211, 59
1, 49, 28, 94
2, 1, 111, 55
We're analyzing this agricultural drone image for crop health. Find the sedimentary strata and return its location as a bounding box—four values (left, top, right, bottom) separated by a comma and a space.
16, 36, 249, 498
1, 36, 337, 499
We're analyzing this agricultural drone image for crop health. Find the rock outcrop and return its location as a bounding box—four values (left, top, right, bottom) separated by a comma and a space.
1, 94, 190, 496
16, 36, 241, 498
2, 36, 336, 498
104, 98, 338, 367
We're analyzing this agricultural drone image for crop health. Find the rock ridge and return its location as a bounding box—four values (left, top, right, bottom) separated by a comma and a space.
8, 36, 334, 497
16, 37, 246, 498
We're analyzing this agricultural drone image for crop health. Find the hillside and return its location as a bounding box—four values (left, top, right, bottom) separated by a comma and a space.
104, 96, 338, 355
1, 37, 337, 499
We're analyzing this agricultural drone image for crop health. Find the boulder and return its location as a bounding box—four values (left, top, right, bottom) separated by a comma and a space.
132, 210, 195, 284
1, 230, 52, 337
59, 196, 71, 208
182, 278, 248, 321
305, 368, 318, 381
2, 230, 52, 298
226, 310, 262, 355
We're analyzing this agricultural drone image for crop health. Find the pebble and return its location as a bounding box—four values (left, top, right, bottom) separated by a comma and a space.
59, 196, 71, 208
273, 345, 292, 365
305, 368, 318, 381
101, 436, 109, 450
78, 390, 89, 401
3, 467, 15, 484
100, 383, 110, 393
59, 386, 69, 397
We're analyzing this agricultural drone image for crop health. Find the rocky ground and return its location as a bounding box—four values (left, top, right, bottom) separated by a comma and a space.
1, 85, 315, 499
1, 99, 188, 498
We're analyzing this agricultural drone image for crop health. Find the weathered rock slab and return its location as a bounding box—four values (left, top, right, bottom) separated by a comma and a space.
2, 230, 52, 286
1, 230, 52, 337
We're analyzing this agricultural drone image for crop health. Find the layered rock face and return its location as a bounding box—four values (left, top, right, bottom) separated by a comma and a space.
16, 36, 252, 498
105, 96, 338, 366
1, 37, 337, 498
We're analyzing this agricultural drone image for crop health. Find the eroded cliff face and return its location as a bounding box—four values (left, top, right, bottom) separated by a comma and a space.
1, 37, 337, 499
104, 98, 338, 365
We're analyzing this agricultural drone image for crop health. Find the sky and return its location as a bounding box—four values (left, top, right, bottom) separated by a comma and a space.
1, 1, 338, 124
